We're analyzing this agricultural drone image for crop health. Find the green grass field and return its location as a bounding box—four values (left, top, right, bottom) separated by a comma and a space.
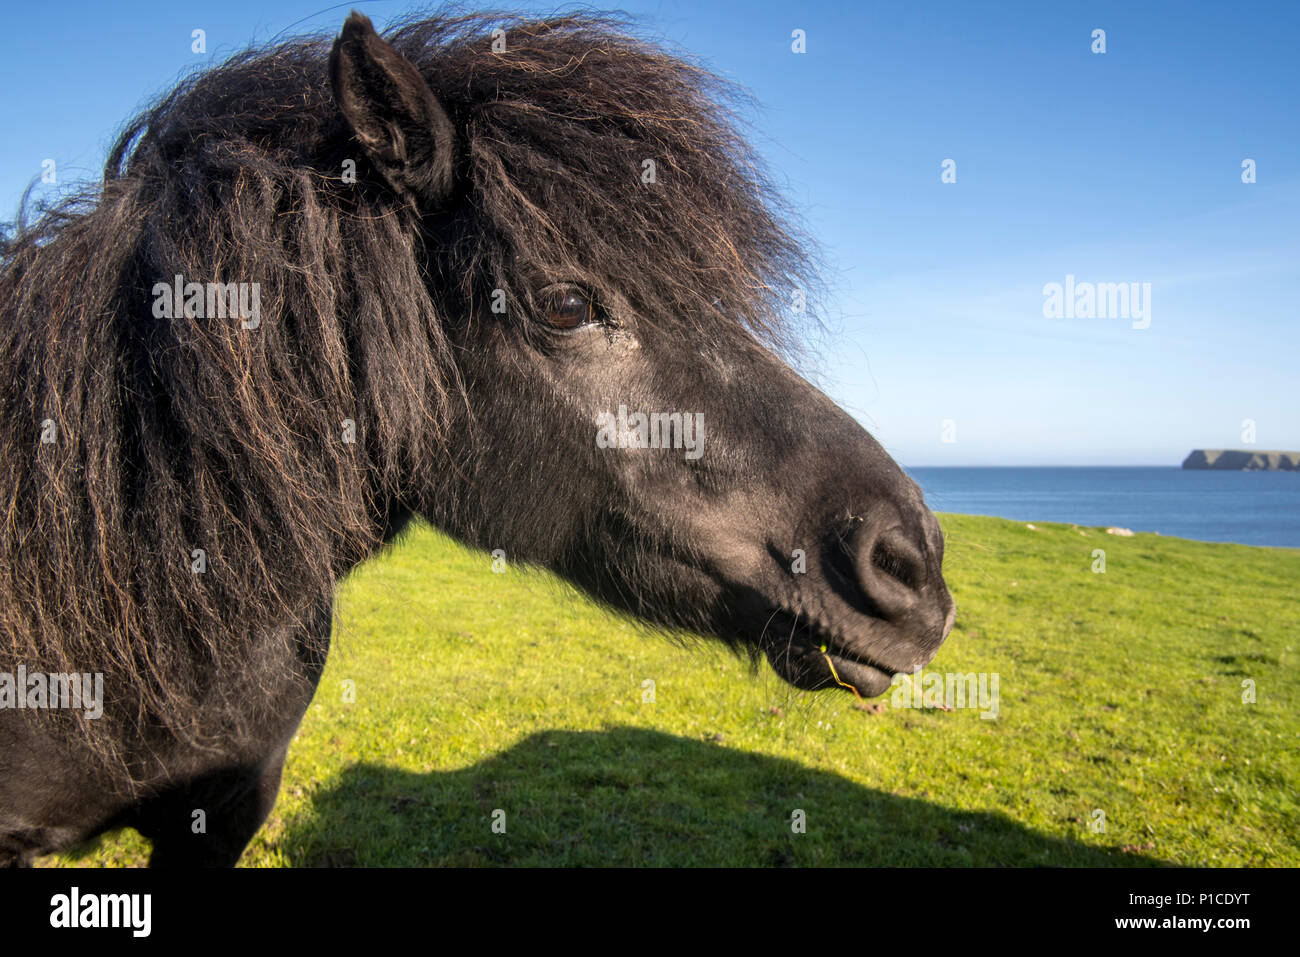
50, 514, 1298, 866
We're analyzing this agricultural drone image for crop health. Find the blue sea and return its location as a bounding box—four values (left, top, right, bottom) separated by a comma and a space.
907, 467, 1300, 549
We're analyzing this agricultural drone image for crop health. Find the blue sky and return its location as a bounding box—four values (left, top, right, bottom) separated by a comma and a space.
2, 0, 1296, 465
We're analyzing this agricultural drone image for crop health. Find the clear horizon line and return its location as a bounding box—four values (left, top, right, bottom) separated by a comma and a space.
903, 463, 1185, 469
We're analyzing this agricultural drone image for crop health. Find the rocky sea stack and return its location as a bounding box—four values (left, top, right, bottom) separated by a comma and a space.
1182, 450, 1300, 470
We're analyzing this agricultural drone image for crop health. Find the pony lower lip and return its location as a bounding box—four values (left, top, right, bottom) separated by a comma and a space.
764, 610, 900, 682
825, 654, 895, 696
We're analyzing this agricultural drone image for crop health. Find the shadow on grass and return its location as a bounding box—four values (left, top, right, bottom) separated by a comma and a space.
277, 727, 1163, 866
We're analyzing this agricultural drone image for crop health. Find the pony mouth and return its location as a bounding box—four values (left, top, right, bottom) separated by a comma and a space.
760, 609, 916, 698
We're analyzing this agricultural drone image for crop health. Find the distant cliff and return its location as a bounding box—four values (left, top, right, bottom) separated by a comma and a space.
1182, 450, 1300, 470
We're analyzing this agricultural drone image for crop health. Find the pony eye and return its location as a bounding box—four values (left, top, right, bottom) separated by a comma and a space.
538, 286, 596, 330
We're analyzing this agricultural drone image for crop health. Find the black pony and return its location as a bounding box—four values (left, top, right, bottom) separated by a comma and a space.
0, 11, 953, 865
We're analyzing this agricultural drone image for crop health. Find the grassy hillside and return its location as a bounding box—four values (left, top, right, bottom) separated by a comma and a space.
50, 514, 1299, 866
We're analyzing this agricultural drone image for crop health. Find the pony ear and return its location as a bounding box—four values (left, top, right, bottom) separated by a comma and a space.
329, 11, 456, 204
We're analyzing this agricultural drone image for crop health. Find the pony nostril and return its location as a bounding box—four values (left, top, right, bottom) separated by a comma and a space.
851, 524, 928, 623
870, 534, 922, 592
820, 520, 924, 624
